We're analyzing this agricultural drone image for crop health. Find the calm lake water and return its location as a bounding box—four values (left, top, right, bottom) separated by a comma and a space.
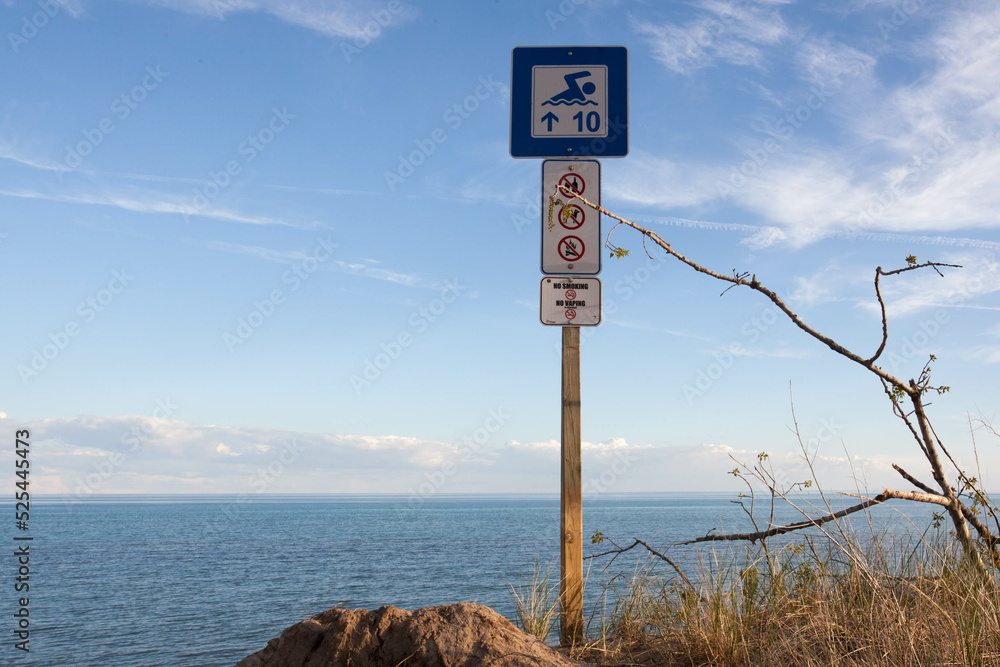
7, 493, 939, 666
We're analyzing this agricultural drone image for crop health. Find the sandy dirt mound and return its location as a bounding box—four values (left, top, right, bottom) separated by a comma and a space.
234, 602, 584, 667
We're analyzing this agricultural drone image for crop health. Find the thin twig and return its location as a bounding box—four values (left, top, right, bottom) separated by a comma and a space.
586, 538, 700, 596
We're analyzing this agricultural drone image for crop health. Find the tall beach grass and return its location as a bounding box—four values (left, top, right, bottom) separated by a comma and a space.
511, 513, 1000, 665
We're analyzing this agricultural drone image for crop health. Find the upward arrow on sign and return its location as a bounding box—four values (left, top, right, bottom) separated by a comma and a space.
510, 46, 628, 158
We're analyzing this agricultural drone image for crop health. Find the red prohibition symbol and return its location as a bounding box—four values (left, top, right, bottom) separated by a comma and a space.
565, 308, 577, 321
558, 173, 585, 196
558, 235, 585, 262
559, 205, 585, 230
565, 289, 577, 300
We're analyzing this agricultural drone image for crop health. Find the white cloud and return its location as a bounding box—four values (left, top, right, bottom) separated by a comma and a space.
861, 252, 1000, 318
0, 188, 310, 228
606, 150, 722, 208
629, 3, 1000, 244
768, 5, 1000, 238
216, 443, 240, 456
0, 146, 68, 173
797, 39, 876, 90
135, 0, 415, 39
202, 240, 322, 263
202, 240, 450, 289
333, 260, 427, 288
787, 252, 999, 318
963, 346, 1000, 364
1, 413, 974, 495
633, 0, 791, 75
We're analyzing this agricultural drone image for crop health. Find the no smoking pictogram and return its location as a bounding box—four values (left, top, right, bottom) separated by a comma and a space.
559, 205, 585, 230
558, 236, 585, 262
539, 276, 601, 327
558, 173, 585, 196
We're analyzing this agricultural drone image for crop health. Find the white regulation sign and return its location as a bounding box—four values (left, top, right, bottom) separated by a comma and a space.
540, 159, 600, 275
540, 277, 601, 327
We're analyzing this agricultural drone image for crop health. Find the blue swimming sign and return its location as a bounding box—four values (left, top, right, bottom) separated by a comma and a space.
510, 46, 628, 158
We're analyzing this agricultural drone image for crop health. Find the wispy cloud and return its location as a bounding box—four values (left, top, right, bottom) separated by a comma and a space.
333, 260, 435, 288
607, 149, 723, 208
797, 38, 876, 90
632, 0, 792, 74
869, 253, 1000, 318
201, 239, 439, 288
603, 211, 1000, 254
0, 146, 68, 173
791, 252, 1000, 318
628, 3, 1000, 245
610, 319, 710, 341
202, 240, 322, 263
134, 0, 415, 39
962, 346, 1000, 364
0, 188, 309, 228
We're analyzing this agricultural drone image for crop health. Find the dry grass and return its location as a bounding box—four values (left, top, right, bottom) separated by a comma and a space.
572, 531, 1000, 667
508, 560, 560, 642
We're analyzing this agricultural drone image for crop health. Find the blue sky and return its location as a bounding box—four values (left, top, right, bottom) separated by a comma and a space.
2, 0, 998, 497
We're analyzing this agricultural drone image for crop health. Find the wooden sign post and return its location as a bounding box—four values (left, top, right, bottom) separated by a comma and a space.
512, 45, 627, 647
560, 326, 583, 643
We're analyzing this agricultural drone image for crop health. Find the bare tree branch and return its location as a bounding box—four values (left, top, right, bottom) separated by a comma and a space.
559, 186, 931, 397
559, 188, 994, 570
890, 465, 997, 549
893, 463, 937, 494
881, 379, 930, 458
586, 539, 699, 594
681, 492, 893, 544
866, 261, 960, 365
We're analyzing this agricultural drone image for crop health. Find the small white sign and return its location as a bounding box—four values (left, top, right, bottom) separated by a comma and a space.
540, 277, 601, 326
541, 159, 601, 275
531, 66, 608, 139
